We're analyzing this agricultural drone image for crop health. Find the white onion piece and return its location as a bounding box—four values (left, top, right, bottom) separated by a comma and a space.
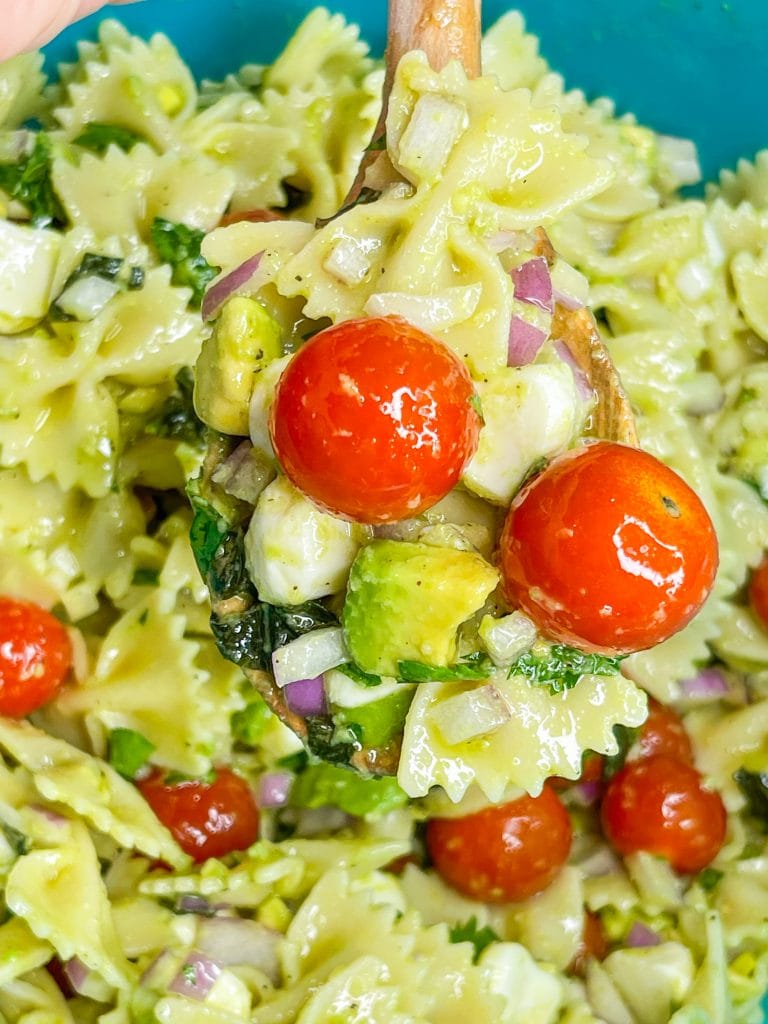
169, 952, 221, 1001
511, 257, 553, 312
284, 675, 328, 716
432, 684, 511, 746
202, 251, 263, 322
683, 373, 724, 416
211, 441, 274, 505
551, 259, 589, 310
197, 917, 281, 984
486, 229, 535, 254
507, 315, 548, 366
626, 922, 662, 948
656, 134, 701, 189
396, 94, 468, 181
63, 957, 91, 994
479, 611, 537, 667
271, 627, 348, 688
257, 771, 293, 808
57, 275, 119, 321
553, 340, 594, 404
323, 234, 379, 285
679, 668, 728, 700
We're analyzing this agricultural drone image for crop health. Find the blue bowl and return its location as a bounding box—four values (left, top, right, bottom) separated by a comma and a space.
42, 1, 768, 1019
44, 0, 768, 183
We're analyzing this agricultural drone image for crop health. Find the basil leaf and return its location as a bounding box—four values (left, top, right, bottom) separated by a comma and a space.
145, 367, 206, 448
107, 727, 155, 780
448, 917, 500, 963
509, 643, 623, 694
0, 134, 66, 228
336, 662, 383, 687
734, 768, 768, 829
150, 217, 217, 308
74, 122, 146, 154
397, 654, 494, 683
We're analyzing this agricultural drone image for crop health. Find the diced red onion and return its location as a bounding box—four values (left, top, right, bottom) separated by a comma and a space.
283, 675, 328, 716
197, 917, 281, 983
679, 668, 729, 700
626, 922, 662, 948
169, 952, 221, 1001
201, 251, 263, 322
511, 257, 553, 312
176, 895, 214, 916
552, 287, 585, 311
507, 315, 548, 366
257, 771, 293, 808
572, 779, 602, 807
553, 340, 594, 403
63, 957, 91, 994
211, 441, 273, 505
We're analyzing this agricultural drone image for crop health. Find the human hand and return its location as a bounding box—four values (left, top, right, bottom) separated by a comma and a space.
1, 1, 141, 62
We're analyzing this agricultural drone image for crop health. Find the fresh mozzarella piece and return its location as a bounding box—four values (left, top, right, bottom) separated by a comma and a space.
0, 220, 60, 332
324, 669, 403, 708
245, 475, 370, 605
248, 353, 291, 459
462, 363, 582, 505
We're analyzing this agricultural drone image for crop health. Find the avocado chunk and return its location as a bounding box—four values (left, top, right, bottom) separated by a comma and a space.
333, 688, 415, 748
194, 295, 281, 435
342, 540, 499, 675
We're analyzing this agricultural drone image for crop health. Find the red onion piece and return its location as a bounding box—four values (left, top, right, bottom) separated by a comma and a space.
553, 288, 585, 311
553, 340, 594, 404
507, 315, 548, 366
626, 922, 662, 948
63, 957, 91, 994
283, 675, 328, 716
511, 257, 553, 312
169, 953, 221, 1001
572, 779, 602, 806
197, 917, 281, 983
201, 251, 264, 322
257, 771, 293, 808
176, 895, 214, 916
679, 668, 729, 700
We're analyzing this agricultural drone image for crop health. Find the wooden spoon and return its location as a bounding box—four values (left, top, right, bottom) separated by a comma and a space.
202, 0, 637, 778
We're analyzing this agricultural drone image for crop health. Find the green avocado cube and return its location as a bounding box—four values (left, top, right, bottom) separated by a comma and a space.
342, 540, 499, 676
194, 295, 281, 435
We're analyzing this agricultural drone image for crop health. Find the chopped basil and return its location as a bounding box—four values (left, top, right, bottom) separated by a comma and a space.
509, 642, 624, 694
0, 822, 28, 857
145, 367, 206, 448
107, 727, 155, 780
734, 768, 768, 828
0, 134, 66, 228
131, 568, 160, 587
336, 662, 383, 687
74, 121, 146, 154
276, 750, 309, 773
150, 217, 217, 308
603, 723, 640, 778
231, 695, 272, 746
698, 867, 724, 891
448, 917, 500, 963
397, 653, 494, 683
49, 252, 145, 320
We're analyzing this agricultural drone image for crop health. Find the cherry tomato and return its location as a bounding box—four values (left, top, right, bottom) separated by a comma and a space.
568, 911, 607, 977
139, 768, 260, 862
749, 556, 768, 630
632, 697, 693, 765
499, 441, 719, 654
425, 784, 572, 903
0, 596, 72, 716
269, 316, 482, 523
219, 208, 284, 226
600, 755, 726, 874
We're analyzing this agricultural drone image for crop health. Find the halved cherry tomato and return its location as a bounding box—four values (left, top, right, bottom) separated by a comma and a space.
139, 768, 260, 862
600, 755, 726, 874
632, 697, 693, 765
425, 784, 572, 903
499, 442, 719, 654
270, 316, 482, 523
749, 556, 768, 630
568, 911, 607, 977
0, 596, 72, 716
219, 208, 284, 226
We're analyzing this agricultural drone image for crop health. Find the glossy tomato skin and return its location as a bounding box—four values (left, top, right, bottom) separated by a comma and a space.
139, 768, 260, 863
269, 316, 482, 523
425, 784, 573, 903
749, 556, 768, 630
633, 697, 693, 765
600, 755, 726, 874
499, 441, 719, 654
0, 597, 72, 716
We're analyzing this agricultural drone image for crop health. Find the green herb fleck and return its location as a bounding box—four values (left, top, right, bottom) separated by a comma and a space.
277, 750, 309, 773
397, 654, 494, 684
448, 917, 500, 963
603, 723, 640, 778
698, 867, 723, 891
145, 367, 206, 447
74, 122, 146, 154
150, 217, 216, 308
164, 769, 217, 786
365, 134, 387, 153
131, 568, 159, 587
0, 134, 66, 228
107, 727, 156, 780
509, 642, 623, 694
336, 662, 383, 687
734, 768, 768, 828
231, 695, 272, 746
181, 963, 197, 984
1, 822, 28, 857
469, 392, 484, 422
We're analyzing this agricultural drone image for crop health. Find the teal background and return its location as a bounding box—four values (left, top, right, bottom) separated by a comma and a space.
43, 0, 768, 183
43, 1, 768, 1018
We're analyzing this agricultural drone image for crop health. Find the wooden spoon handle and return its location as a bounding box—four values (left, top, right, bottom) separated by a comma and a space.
387, 0, 481, 77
